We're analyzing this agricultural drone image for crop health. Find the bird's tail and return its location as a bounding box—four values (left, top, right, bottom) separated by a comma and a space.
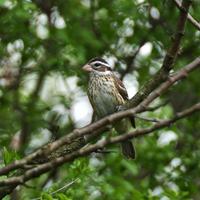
121, 140, 136, 159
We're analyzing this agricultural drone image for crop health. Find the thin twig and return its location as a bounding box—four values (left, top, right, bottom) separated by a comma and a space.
0, 57, 199, 178
126, 0, 191, 108
134, 115, 160, 123
0, 3, 194, 197
0, 57, 199, 198
144, 100, 169, 112
0, 102, 199, 197
31, 178, 79, 200
173, 0, 200, 31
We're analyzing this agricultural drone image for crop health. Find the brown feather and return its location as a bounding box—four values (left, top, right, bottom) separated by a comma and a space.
85, 58, 136, 159
113, 74, 136, 128
113, 75, 128, 100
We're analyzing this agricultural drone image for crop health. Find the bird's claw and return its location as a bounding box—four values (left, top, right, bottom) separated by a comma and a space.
116, 105, 124, 111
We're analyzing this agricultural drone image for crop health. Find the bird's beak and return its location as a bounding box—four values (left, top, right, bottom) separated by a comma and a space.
82, 64, 92, 72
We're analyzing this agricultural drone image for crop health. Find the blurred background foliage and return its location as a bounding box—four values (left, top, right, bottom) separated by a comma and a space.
0, 0, 200, 199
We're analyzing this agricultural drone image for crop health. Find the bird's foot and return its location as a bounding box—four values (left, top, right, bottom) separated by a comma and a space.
116, 105, 124, 112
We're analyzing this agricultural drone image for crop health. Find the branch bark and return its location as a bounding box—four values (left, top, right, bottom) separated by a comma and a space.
173, 0, 200, 31
125, 0, 191, 109
0, 57, 199, 197
0, 102, 200, 198
0, 57, 199, 177
0, 1, 194, 197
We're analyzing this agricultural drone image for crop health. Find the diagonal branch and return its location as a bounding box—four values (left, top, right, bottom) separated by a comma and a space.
0, 56, 199, 178
31, 178, 79, 200
144, 100, 169, 112
125, 0, 191, 109
173, 0, 200, 31
0, 0, 192, 177
0, 2, 194, 197
0, 102, 200, 198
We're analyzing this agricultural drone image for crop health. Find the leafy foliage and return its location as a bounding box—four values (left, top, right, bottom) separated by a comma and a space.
0, 0, 200, 199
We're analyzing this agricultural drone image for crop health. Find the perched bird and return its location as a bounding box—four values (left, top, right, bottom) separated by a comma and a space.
83, 57, 136, 159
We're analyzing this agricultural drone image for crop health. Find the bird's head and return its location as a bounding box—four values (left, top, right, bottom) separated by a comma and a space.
82, 57, 112, 74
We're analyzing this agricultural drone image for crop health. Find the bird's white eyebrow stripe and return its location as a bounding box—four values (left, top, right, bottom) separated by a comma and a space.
93, 70, 112, 75
91, 61, 110, 67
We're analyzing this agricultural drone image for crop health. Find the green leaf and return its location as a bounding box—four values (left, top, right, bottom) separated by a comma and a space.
0, 0, 6, 6
2, 147, 19, 165
41, 193, 53, 200
55, 193, 72, 200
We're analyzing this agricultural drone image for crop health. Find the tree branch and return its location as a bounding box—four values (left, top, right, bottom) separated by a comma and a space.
144, 100, 169, 112
0, 102, 200, 198
0, 1, 192, 176
173, 0, 200, 31
0, 56, 199, 177
0, 2, 195, 197
125, 0, 191, 109
31, 178, 79, 200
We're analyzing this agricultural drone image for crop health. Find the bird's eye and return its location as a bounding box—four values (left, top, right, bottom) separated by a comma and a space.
94, 63, 101, 67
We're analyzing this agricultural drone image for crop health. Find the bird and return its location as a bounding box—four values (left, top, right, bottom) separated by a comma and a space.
82, 57, 136, 159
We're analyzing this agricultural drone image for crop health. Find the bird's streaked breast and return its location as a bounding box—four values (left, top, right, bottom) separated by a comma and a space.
88, 73, 124, 118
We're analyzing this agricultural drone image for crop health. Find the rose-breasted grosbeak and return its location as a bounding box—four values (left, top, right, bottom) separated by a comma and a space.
83, 57, 136, 159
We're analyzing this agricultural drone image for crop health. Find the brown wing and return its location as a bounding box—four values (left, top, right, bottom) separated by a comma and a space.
113, 74, 136, 128
113, 74, 128, 100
